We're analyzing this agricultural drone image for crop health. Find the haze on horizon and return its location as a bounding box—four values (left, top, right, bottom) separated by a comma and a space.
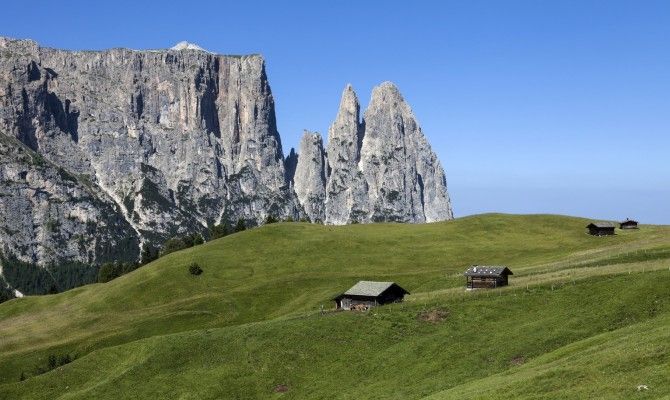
3, 0, 668, 223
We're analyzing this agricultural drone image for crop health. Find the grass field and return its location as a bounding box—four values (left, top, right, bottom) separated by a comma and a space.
0, 214, 668, 399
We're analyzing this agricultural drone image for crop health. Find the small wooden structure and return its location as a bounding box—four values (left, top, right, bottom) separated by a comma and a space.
620, 219, 639, 229
587, 222, 615, 236
464, 266, 513, 289
333, 281, 409, 310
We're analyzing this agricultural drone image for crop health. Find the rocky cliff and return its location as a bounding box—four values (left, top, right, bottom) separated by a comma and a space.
0, 37, 452, 297
292, 83, 453, 224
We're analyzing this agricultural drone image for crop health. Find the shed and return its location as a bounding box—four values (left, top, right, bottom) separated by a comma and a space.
464, 266, 513, 289
620, 219, 639, 230
333, 281, 409, 310
587, 222, 615, 236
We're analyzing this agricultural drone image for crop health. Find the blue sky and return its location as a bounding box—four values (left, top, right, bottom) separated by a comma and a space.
3, 0, 669, 222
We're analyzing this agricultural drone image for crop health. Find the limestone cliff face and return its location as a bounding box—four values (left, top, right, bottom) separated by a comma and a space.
325, 85, 366, 224
292, 82, 453, 224
0, 37, 452, 296
292, 131, 327, 222
0, 37, 300, 294
0, 37, 299, 240
0, 133, 139, 295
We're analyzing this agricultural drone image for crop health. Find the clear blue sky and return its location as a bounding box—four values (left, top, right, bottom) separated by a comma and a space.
3, 1, 669, 223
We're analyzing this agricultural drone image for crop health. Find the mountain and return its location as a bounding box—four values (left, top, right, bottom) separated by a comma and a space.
290, 83, 453, 224
0, 37, 452, 296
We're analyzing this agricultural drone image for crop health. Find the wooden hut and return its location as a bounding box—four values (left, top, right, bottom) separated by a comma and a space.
333, 281, 409, 310
464, 266, 513, 289
586, 222, 615, 236
620, 219, 639, 229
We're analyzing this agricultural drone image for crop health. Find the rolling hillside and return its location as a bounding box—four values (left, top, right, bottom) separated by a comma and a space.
0, 214, 668, 399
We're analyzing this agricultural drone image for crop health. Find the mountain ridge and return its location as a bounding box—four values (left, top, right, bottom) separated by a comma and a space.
0, 37, 452, 296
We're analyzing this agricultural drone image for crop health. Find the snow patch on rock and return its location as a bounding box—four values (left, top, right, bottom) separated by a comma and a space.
170, 41, 210, 52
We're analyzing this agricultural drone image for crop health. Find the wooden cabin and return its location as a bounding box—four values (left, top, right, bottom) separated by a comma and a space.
464, 266, 513, 289
620, 219, 639, 229
333, 281, 409, 310
587, 222, 615, 236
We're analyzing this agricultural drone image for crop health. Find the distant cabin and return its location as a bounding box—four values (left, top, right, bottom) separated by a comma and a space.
333, 281, 409, 310
464, 266, 513, 289
586, 222, 615, 236
620, 219, 639, 230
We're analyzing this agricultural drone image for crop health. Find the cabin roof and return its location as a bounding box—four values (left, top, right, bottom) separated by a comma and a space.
464, 265, 513, 278
339, 281, 408, 298
587, 221, 615, 229
621, 219, 638, 224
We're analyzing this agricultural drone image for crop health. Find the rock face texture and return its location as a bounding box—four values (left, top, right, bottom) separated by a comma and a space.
291, 131, 327, 222
0, 37, 300, 295
0, 133, 139, 295
292, 83, 453, 224
0, 37, 452, 296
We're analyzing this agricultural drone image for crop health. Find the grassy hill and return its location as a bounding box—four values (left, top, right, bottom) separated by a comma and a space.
0, 214, 668, 399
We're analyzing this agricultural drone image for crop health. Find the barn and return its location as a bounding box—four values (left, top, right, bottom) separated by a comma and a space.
620, 219, 639, 229
587, 222, 615, 236
464, 266, 513, 289
333, 281, 409, 310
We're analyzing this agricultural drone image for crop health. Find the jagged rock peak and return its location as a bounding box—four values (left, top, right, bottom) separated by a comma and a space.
338, 84, 360, 117
170, 41, 210, 52
292, 131, 328, 223
321, 81, 453, 224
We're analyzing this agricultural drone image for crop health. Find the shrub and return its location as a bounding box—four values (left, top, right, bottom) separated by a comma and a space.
188, 263, 203, 276
265, 215, 278, 224
235, 219, 246, 232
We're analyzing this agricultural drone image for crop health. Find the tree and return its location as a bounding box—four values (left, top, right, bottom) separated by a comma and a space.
209, 224, 228, 240
140, 245, 158, 265
121, 262, 137, 274
161, 237, 189, 256
235, 219, 246, 232
191, 234, 204, 246
97, 262, 121, 283
265, 215, 278, 224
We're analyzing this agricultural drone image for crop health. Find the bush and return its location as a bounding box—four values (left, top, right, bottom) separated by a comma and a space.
188, 263, 203, 276
235, 219, 246, 232
265, 215, 278, 224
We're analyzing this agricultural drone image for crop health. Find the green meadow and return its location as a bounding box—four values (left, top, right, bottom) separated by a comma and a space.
0, 214, 668, 399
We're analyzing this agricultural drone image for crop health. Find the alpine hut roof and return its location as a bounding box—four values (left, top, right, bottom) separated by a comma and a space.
587, 221, 615, 228
463, 266, 513, 278
341, 281, 409, 297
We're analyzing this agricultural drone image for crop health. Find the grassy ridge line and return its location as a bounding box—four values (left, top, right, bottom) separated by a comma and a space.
424, 314, 670, 400
0, 270, 668, 399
